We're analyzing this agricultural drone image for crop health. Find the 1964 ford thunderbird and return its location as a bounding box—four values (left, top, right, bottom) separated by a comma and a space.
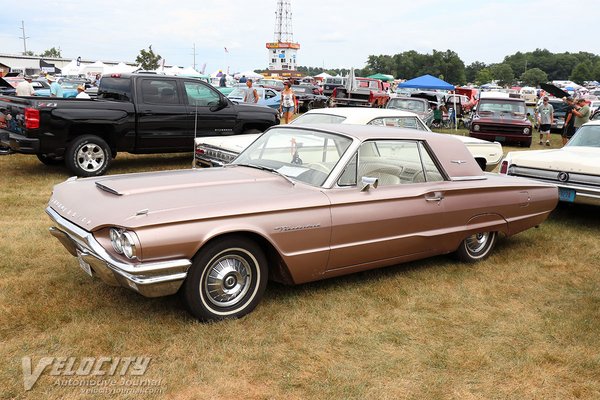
47, 124, 558, 321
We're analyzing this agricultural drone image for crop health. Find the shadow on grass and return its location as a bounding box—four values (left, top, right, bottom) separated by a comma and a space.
549, 202, 600, 230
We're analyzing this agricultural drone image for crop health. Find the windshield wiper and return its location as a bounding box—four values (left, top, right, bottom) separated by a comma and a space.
232, 163, 296, 186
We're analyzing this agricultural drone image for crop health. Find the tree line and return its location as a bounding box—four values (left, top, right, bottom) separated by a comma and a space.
298, 48, 600, 87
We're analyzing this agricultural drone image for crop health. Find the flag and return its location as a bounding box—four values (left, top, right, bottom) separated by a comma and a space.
224, 47, 229, 53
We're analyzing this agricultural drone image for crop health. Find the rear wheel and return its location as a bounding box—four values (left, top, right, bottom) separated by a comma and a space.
455, 232, 497, 262
36, 153, 64, 166
65, 135, 111, 177
183, 237, 268, 321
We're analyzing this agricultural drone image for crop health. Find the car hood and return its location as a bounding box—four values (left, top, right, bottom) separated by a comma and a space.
509, 147, 600, 173
48, 167, 328, 231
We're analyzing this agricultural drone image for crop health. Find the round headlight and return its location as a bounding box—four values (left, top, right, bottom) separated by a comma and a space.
110, 228, 123, 254
121, 232, 136, 259
523, 127, 530, 134
473, 124, 480, 131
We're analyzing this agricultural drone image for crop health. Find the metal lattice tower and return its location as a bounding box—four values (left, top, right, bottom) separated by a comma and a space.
273, 0, 293, 43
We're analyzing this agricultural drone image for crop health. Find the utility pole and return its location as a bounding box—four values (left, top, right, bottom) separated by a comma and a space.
19, 20, 30, 55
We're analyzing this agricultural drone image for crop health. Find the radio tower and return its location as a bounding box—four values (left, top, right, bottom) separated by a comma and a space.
266, 0, 300, 72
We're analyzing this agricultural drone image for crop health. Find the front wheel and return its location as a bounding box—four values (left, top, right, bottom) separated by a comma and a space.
455, 231, 497, 262
183, 237, 268, 321
65, 135, 111, 177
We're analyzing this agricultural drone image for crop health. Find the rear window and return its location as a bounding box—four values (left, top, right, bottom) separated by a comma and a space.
98, 78, 132, 101
290, 113, 346, 124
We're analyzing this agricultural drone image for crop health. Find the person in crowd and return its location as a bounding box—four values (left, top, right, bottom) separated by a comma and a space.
243, 79, 259, 103
47, 76, 63, 97
15, 75, 35, 96
562, 97, 576, 145
219, 73, 227, 87
75, 85, 91, 99
536, 96, 554, 146
279, 81, 296, 124
432, 104, 442, 126
94, 73, 101, 86
239, 75, 247, 83
571, 98, 590, 134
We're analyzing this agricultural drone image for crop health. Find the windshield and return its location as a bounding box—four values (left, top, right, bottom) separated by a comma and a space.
567, 125, 600, 147
233, 128, 353, 186
478, 100, 525, 116
290, 113, 347, 124
388, 98, 426, 112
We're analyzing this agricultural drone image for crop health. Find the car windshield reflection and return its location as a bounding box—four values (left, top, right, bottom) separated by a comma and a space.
232, 128, 353, 186
567, 125, 600, 148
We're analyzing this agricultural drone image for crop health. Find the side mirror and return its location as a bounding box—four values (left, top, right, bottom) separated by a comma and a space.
210, 96, 228, 112
361, 176, 379, 192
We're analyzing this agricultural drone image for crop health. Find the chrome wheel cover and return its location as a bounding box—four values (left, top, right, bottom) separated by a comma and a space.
465, 232, 490, 254
76, 143, 105, 172
203, 254, 252, 308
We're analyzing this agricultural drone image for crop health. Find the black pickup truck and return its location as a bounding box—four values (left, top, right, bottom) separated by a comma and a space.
0, 73, 279, 176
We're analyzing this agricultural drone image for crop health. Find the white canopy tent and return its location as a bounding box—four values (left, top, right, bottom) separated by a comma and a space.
233, 70, 262, 80
104, 62, 139, 74
60, 60, 82, 76
164, 66, 184, 76
180, 67, 203, 77
315, 72, 332, 79
81, 61, 106, 75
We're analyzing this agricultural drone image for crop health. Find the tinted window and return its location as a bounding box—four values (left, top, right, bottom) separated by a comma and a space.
140, 79, 180, 104
98, 77, 132, 101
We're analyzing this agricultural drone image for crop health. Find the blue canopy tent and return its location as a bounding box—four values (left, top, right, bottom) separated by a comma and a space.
397, 74, 454, 91
398, 74, 459, 130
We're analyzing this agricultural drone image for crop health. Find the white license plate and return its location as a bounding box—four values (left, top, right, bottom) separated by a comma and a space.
77, 251, 93, 277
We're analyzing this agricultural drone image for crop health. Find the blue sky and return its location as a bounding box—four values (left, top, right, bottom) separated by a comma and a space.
1, 0, 599, 76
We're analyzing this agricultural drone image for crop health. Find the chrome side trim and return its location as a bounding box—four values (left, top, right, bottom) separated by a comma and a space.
450, 175, 488, 181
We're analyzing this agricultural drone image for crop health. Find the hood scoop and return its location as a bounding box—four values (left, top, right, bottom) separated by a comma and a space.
96, 182, 122, 195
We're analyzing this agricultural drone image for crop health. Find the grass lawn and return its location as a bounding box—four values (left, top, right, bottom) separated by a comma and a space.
1, 132, 599, 399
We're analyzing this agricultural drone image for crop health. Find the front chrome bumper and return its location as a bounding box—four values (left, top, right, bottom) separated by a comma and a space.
46, 207, 192, 297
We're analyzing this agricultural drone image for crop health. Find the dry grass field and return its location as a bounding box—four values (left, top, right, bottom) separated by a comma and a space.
1, 131, 599, 399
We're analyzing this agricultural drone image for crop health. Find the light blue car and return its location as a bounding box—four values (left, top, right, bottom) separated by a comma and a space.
35, 80, 83, 98
227, 87, 281, 109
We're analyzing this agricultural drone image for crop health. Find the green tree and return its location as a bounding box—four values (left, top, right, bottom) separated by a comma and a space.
570, 61, 593, 84
40, 47, 61, 58
475, 68, 493, 86
135, 45, 162, 71
23, 50, 35, 56
489, 63, 514, 86
520, 68, 547, 86
466, 61, 486, 83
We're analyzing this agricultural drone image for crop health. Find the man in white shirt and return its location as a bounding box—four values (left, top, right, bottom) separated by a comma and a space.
15, 76, 35, 96
76, 85, 91, 99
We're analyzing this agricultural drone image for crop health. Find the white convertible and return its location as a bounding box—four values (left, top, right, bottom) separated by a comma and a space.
194, 108, 503, 172
500, 120, 600, 206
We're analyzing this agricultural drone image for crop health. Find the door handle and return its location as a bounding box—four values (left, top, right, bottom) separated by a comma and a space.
425, 192, 444, 202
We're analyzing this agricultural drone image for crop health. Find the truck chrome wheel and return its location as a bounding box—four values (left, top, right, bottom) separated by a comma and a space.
65, 135, 112, 177
76, 144, 105, 172
456, 231, 497, 262
183, 237, 268, 321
